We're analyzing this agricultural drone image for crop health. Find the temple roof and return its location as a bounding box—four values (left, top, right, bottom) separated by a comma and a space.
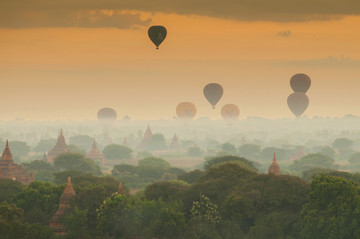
1, 140, 14, 163
268, 152, 281, 175
60, 177, 75, 203
169, 134, 181, 150
41, 153, 48, 162
143, 124, 153, 141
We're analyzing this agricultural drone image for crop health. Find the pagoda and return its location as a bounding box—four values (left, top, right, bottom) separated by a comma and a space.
0, 140, 34, 184
47, 129, 68, 163
85, 141, 105, 166
169, 134, 181, 150
136, 124, 153, 151
41, 153, 48, 163
49, 177, 75, 235
268, 152, 281, 176
122, 136, 129, 148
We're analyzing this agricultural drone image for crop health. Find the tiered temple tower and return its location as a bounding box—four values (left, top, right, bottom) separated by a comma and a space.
169, 134, 181, 150
0, 140, 34, 184
47, 129, 68, 163
49, 177, 76, 235
85, 141, 105, 166
268, 152, 281, 175
136, 124, 153, 151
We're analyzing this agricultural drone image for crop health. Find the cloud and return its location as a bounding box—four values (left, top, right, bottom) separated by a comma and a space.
276, 56, 360, 67
1, 0, 360, 28
0, 8, 150, 29
277, 30, 292, 37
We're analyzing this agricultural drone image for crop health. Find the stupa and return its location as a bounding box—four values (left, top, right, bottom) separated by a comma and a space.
86, 141, 105, 165
49, 177, 75, 235
136, 124, 153, 151
169, 134, 181, 150
47, 129, 68, 163
268, 152, 281, 175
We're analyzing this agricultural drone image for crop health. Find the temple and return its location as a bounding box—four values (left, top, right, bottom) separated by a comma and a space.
41, 153, 48, 163
169, 134, 181, 150
118, 181, 124, 194
290, 146, 305, 161
86, 141, 106, 166
49, 177, 76, 235
136, 124, 153, 151
268, 152, 281, 175
0, 140, 34, 184
122, 136, 129, 148
47, 129, 68, 163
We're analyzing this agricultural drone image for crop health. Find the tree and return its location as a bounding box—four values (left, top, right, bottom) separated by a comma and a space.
221, 143, 237, 155
300, 175, 360, 239
103, 144, 132, 160
147, 134, 167, 151
190, 194, 221, 238
138, 157, 171, 169
238, 144, 261, 160
145, 181, 189, 203
33, 139, 57, 153
186, 146, 204, 157
8, 141, 30, 158
67, 144, 86, 154
290, 153, 336, 172
0, 179, 24, 203
177, 170, 205, 184
68, 135, 94, 151
204, 155, 257, 171
332, 138, 353, 150
22, 160, 55, 182
0, 202, 23, 223
53, 153, 101, 175
248, 214, 284, 239
13, 181, 64, 225
97, 193, 141, 238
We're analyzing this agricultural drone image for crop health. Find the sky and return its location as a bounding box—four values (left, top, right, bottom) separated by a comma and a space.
1, 0, 360, 120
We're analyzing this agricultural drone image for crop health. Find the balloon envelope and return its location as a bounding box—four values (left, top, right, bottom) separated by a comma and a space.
290, 73, 311, 93
203, 83, 223, 109
287, 93, 309, 117
148, 26, 167, 49
221, 104, 240, 120
176, 102, 196, 120
97, 108, 117, 122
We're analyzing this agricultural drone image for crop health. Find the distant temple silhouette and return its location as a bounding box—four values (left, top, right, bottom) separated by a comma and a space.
136, 124, 153, 151
169, 134, 181, 150
47, 129, 68, 163
268, 152, 281, 175
122, 136, 129, 148
86, 141, 106, 166
49, 177, 75, 235
0, 140, 34, 184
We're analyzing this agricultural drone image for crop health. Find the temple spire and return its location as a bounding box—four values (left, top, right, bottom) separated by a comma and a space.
1, 139, 13, 163
268, 152, 281, 175
118, 182, 123, 194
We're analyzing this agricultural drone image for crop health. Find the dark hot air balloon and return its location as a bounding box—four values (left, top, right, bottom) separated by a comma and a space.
148, 26, 167, 49
290, 73, 311, 93
221, 104, 240, 121
287, 93, 309, 117
176, 102, 196, 120
97, 108, 117, 123
203, 83, 223, 109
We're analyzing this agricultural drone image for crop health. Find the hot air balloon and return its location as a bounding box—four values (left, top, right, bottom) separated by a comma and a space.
290, 73, 311, 93
176, 102, 196, 120
221, 104, 240, 121
148, 26, 167, 49
287, 93, 309, 117
203, 83, 223, 109
97, 108, 117, 124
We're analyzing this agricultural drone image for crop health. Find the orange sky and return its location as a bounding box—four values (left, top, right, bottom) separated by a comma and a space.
1, 11, 360, 120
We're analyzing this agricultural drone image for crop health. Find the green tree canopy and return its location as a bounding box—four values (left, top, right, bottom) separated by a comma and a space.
68, 135, 94, 151
0, 179, 24, 203
147, 134, 167, 151
332, 138, 354, 150
33, 139, 57, 153
221, 143, 237, 155
186, 146, 204, 157
138, 157, 171, 169
53, 153, 101, 175
300, 175, 360, 239
204, 155, 257, 172
103, 144, 132, 160
238, 144, 261, 160
290, 153, 336, 172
